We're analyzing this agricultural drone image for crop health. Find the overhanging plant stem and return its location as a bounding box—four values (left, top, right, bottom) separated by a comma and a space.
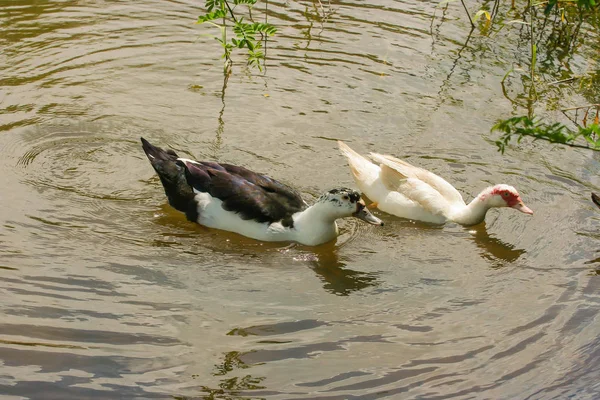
529, 0, 537, 104
460, 0, 475, 27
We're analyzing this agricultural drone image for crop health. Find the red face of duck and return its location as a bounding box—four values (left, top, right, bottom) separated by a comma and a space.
491, 186, 534, 215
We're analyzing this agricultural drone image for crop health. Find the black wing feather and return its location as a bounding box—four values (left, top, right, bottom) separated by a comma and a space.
183, 162, 305, 224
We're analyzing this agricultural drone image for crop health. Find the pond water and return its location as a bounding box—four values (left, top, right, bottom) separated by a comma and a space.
1, 0, 600, 398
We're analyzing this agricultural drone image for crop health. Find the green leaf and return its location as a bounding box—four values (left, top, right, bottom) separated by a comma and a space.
197, 9, 227, 23
544, 0, 558, 15
251, 22, 277, 35
199, 0, 278, 74
205, 0, 221, 12
492, 117, 600, 152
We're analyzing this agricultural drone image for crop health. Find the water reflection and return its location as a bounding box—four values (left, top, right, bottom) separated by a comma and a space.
468, 223, 526, 267
210, 73, 228, 160
151, 202, 380, 295
195, 351, 266, 399
433, 27, 474, 111
306, 244, 379, 295
585, 251, 600, 276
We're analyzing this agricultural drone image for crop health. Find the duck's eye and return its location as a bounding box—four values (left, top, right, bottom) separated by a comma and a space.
342, 195, 349, 200
503, 192, 509, 197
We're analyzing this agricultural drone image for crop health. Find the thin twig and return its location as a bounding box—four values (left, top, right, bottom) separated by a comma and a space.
459, 0, 475, 27
561, 104, 600, 112
528, 0, 537, 102
560, 109, 581, 127
527, 135, 595, 150
263, 0, 268, 73
548, 77, 579, 85
316, 0, 325, 17
223, 0, 252, 49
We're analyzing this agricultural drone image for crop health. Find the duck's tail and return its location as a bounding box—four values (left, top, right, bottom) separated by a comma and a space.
337, 141, 380, 185
141, 137, 195, 214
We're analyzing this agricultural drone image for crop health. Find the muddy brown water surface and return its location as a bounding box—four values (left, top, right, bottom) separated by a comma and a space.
1, 0, 600, 399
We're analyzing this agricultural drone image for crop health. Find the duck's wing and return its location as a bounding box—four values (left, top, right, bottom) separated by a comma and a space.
220, 163, 308, 207
180, 160, 306, 224
378, 164, 452, 217
370, 153, 465, 207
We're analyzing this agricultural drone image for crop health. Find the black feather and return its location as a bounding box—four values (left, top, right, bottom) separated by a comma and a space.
183, 161, 306, 223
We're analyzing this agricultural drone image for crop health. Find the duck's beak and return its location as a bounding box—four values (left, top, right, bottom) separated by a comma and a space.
512, 201, 534, 215
353, 203, 384, 226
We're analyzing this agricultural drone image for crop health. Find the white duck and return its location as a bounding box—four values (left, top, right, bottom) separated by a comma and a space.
141, 138, 383, 246
338, 141, 533, 225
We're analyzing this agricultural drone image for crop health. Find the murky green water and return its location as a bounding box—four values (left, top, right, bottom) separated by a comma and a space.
1, 0, 600, 398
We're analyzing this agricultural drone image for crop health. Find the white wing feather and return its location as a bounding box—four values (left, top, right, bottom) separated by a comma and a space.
379, 164, 451, 217
370, 153, 465, 207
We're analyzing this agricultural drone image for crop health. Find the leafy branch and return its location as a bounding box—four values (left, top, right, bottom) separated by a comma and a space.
197, 0, 277, 74
543, 0, 598, 15
493, 116, 600, 153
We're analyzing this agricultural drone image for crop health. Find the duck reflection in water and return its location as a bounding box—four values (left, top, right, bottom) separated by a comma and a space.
468, 223, 525, 267
146, 205, 379, 295
290, 241, 380, 296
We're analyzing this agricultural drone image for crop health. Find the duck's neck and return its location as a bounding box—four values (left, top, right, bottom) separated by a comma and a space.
291, 203, 339, 245
451, 195, 491, 226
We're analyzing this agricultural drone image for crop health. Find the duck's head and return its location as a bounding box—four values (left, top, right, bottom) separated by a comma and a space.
481, 184, 533, 214
317, 188, 384, 225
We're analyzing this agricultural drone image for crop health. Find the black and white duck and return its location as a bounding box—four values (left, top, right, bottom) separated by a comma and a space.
141, 138, 383, 245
